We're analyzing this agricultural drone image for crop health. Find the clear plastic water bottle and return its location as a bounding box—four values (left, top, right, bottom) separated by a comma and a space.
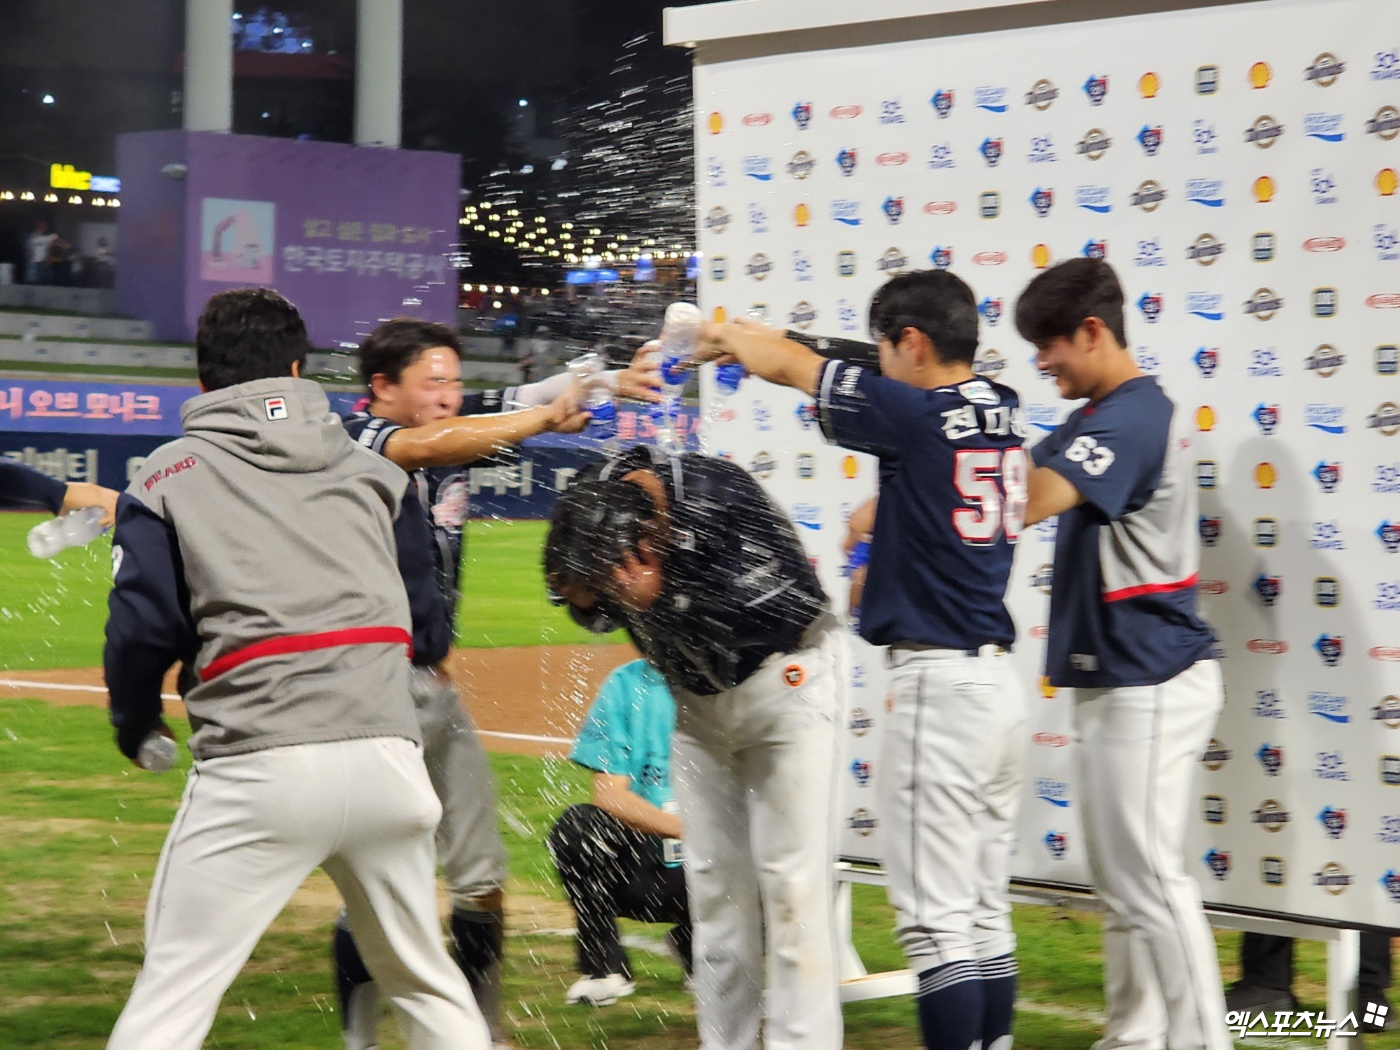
654, 303, 701, 455
27, 506, 107, 559
137, 731, 178, 773
568, 351, 619, 444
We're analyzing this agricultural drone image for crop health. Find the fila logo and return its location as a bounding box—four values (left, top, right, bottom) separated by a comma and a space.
263, 396, 289, 421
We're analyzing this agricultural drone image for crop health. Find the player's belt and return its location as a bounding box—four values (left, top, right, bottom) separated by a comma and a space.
198, 626, 414, 682
889, 641, 1009, 659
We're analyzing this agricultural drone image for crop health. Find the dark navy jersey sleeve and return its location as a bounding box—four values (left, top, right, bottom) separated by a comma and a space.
817, 359, 929, 458
104, 494, 197, 758
0, 458, 67, 514
1034, 385, 1167, 522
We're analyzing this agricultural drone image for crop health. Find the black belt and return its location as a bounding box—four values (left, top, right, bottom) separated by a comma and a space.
889, 641, 1010, 658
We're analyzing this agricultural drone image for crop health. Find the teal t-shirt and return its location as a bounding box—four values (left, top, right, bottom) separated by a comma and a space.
570, 659, 677, 814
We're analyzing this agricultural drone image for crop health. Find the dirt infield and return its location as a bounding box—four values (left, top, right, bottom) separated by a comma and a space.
0, 643, 639, 757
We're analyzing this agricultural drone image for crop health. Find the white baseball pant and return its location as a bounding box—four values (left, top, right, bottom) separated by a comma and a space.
1075, 659, 1230, 1050
671, 614, 846, 1050
878, 645, 1027, 969
106, 736, 489, 1050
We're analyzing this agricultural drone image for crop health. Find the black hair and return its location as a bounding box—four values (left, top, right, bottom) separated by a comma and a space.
866, 269, 979, 365
1013, 257, 1128, 347
196, 288, 311, 391
358, 317, 462, 391
543, 477, 660, 612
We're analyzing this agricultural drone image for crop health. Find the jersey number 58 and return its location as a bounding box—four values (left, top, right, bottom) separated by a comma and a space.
953, 447, 1029, 545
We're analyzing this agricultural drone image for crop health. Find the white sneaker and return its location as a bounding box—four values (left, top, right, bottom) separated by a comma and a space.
564, 973, 635, 1006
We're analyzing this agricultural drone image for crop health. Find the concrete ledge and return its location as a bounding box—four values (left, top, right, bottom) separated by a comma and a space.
0, 285, 118, 316
0, 312, 156, 342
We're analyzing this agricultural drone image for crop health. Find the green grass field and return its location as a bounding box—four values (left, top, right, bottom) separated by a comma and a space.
0, 513, 1380, 1048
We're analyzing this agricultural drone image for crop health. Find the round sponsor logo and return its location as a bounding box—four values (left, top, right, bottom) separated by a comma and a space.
782, 663, 806, 687
1131, 179, 1166, 212
1201, 737, 1232, 770
1252, 799, 1290, 831
1249, 61, 1272, 89
876, 152, 909, 166
1304, 236, 1346, 253
848, 707, 874, 735
1031, 243, 1052, 269
1025, 78, 1059, 109
1253, 176, 1276, 202
1380, 168, 1399, 197
848, 807, 877, 835
1248, 639, 1289, 654
707, 112, 724, 135
1139, 71, 1160, 98
1306, 52, 1346, 88
1189, 233, 1224, 265
842, 455, 858, 479
749, 451, 777, 478
1368, 105, 1400, 141
742, 112, 772, 127
973, 348, 1006, 379
830, 105, 862, 119
1314, 861, 1352, 895
1196, 405, 1216, 431
1247, 114, 1285, 148
1254, 462, 1276, 488
972, 251, 1007, 266
793, 203, 811, 227
1375, 695, 1400, 728
923, 200, 957, 215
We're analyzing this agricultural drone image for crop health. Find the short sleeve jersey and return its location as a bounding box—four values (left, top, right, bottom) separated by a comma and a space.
569, 660, 679, 864
817, 359, 1026, 650
1032, 376, 1213, 688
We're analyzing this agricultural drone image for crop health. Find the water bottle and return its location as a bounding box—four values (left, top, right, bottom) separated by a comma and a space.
714, 362, 747, 395
27, 506, 107, 559
568, 351, 619, 443
654, 304, 701, 455
137, 731, 178, 773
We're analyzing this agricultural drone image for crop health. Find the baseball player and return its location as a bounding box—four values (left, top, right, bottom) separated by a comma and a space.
1015, 258, 1228, 1050
102, 288, 488, 1050
333, 317, 654, 1049
547, 658, 690, 1006
1, 458, 118, 523
697, 268, 1030, 1050
544, 445, 844, 1050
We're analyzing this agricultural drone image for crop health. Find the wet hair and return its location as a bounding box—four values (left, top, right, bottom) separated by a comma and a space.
358, 317, 462, 390
866, 269, 979, 365
1014, 257, 1128, 347
543, 477, 660, 615
196, 288, 310, 391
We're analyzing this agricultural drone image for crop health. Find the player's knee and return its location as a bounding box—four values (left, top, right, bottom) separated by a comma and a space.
547, 803, 597, 864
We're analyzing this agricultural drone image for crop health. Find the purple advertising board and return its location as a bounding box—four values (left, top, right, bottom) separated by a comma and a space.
116, 131, 460, 348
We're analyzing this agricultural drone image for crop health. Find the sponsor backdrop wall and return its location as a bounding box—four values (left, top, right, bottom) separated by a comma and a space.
694, 0, 1400, 927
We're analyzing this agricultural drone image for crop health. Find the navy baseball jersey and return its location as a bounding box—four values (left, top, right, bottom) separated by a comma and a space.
1, 458, 67, 513
817, 359, 1026, 651
1032, 376, 1213, 688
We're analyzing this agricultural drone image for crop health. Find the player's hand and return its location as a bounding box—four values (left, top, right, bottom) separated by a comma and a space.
543, 385, 590, 434
616, 342, 663, 402
62, 482, 119, 527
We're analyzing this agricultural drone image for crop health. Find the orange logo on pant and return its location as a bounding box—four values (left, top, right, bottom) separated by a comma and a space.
782, 664, 806, 688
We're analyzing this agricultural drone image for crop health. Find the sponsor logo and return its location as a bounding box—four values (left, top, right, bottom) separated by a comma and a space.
793, 203, 811, 227
1076, 184, 1112, 213
1253, 689, 1286, 719
1083, 73, 1109, 105
1196, 405, 1217, 431
749, 451, 777, 478
1247, 347, 1281, 377
931, 89, 955, 118
1378, 464, 1400, 494
1032, 244, 1054, 268
706, 112, 724, 135
876, 151, 908, 167
1381, 521, 1400, 553
973, 86, 1006, 113
929, 143, 956, 170
1246, 114, 1285, 147
1254, 464, 1277, 490
848, 808, 877, 835
1245, 288, 1283, 319
830, 104, 862, 120
1319, 805, 1348, 836
830, 200, 861, 226
924, 200, 957, 215
1250, 61, 1273, 88
789, 301, 817, 329
878, 247, 909, 274
743, 155, 774, 182
1304, 112, 1346, 142
1185, 178, 1225, 207
1194, 347, 1219, 377
980, 137, 1004, 167
973, 349, 1006, 379
1382, 167, 1400, 196
1386, 755, 1400, 785
795, 452, 815, 479
1033, 732, 1070, 747
794, 249, 816, 280
1369, 293, 1400, 309
1198, 515, 1221, 547
1027, 135, 1057, 164
1253, 574, 1281, 607
1371, 402, 1400, 434
1044, 830, 1067, 859
1140, 71, 1161, 98
1378, 344, 1400, 374
1254, 516, 1279, 545
745, 253, 772, 280
1203, 795, 1227, 824
1376, 696, 1400, 727
1316, 576, 1342, 607
1195, 65, 1218, 94
1253, 175, 1276, 202
1193, 120, 1219, 155
1134, 238, 1165, 267
791, 102, 812, 130
1314, 287, 1339, 317
1310, 692, 1351, 725
879, 99, 905, 125
1368, 105, 1400, 140
1077, 128, 1112, 159
262, 396, 288, 421
1315, 633, 1345, 666
1314, 461, 1342, 493
1252, 800, 1290, 831
1311, 168, 1340, 205
1203, 849, 1231, 880
849, 758, 872, 786
705, 157, 726, 186
1248, 639, 1288, 655
1137, 292, 1162, 323
1257, 742, 1284, 775
1383, 870, 1400, 901
1253, 232, 1277, 260
1306, 345, 1346, 376
1029, 564, 1054, 592
1137, 124, 1163, 156
790, 502, 821, 530
972, 250, 1007, 266
1376, 224, 1400, 263
848, 707, 873, 735
704, 206, 731, 233
742, 112, 772, 127
1025, 78, 1059, 109
1314, 861, 1352, 894
1187, 291, 1224, 320
1130, 179, 1166, 211
978, 297, 1003, 326
1261, 856, 1287, 886
929, 246, 953, 270
1188, 234, 1225, 264
142, 454, 199, 491
1304, 236, 1347, 254
1202, 738, 1232, 769
1035, 778, 1071, 807
979, 191, 1000, 219
1253, 403, 1280, 434
835, 148, 858, 176
1306, 53, 1347, 86
747, 202, 768, 234
1305, 404, 1346, 434
787, 151, 815, 178
1029, 187, 1054, 217
1375, 646, 1400, 660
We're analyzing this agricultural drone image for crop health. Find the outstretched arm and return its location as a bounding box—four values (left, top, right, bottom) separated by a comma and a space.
381, 393, 589, 472
591, 773, 682, 839
695, 319, 826, 397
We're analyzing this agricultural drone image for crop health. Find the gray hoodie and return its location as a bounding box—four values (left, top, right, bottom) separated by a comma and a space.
106, 377, 421, 759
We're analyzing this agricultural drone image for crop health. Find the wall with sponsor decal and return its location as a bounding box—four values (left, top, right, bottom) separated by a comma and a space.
693, 0, 1400, 925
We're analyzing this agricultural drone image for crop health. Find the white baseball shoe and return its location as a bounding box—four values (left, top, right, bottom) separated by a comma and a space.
564, 973, 635, 1006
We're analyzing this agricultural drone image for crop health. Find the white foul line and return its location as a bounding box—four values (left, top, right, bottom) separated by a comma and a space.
0, 677, 572, 745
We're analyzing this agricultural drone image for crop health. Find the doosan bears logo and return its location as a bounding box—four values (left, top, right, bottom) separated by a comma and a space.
1203, 849, 1231, 880
1314, 462, 1342, 492
1043, 830, 1068, 859
1315, 633, 1344, 666
1257, 742, 1284, 775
